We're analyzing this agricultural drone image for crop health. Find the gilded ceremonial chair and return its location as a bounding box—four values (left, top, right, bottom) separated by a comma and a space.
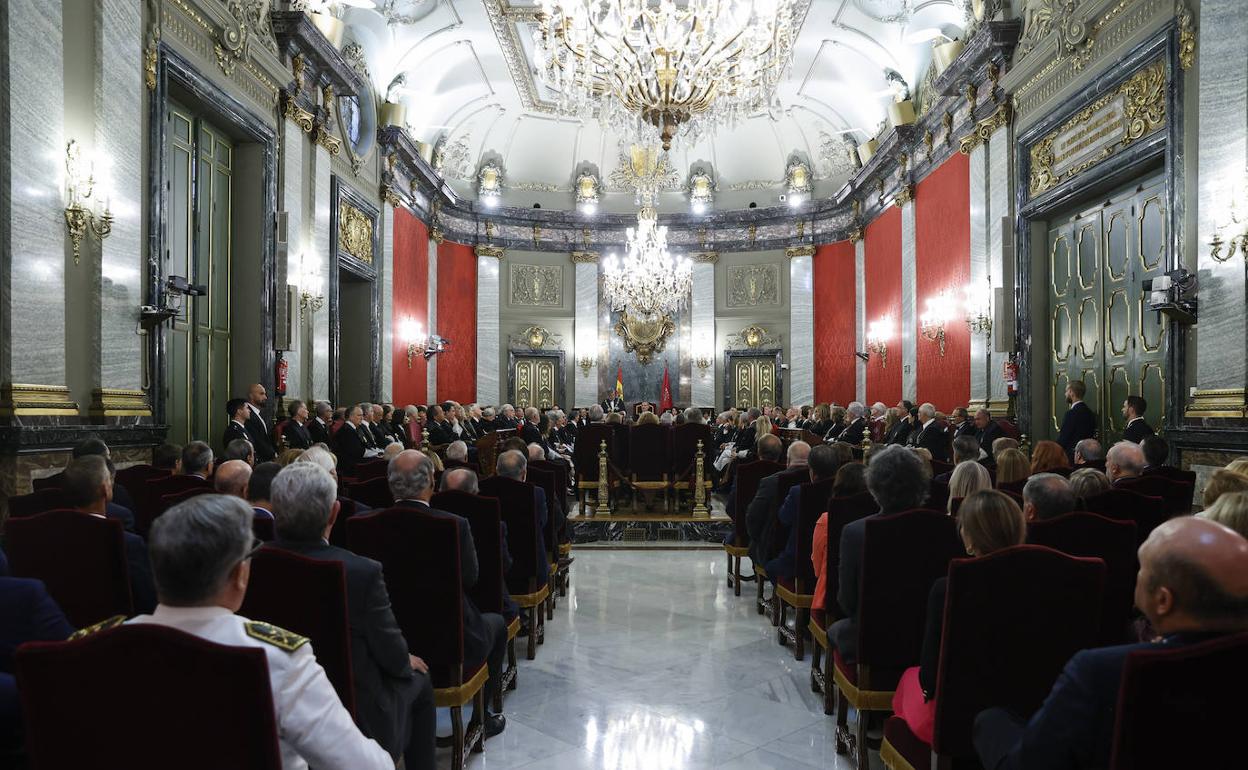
6, 488, 67, 519
833, 509, 962, 770
1109, 632, 1248, 770
345, 476, 395, 510
16, 624, 282, 769
670, 422, 714, 509
479, 475, 551, 660
760, 466, 810, 623
5, 510, 133, 627
809, 491, 878, 715
1081, 488, 1167, 545
240, 548, 355, 717
776, 478, 836, 661
573, 424, 621, 513
628, 423, 672, 511
431, 490, 520, 710
1027, 511, 1138, 645
347, 510, 487, 770
724, 459, 784, 598
1116, 474, 1194, 517
880, 546, 1104, 770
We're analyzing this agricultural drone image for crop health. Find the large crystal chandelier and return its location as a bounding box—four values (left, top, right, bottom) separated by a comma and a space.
533, 0, 799, 150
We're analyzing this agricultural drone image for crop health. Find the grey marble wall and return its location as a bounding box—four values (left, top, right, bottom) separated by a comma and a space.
789, 254, 814, 406
968, 143, 990, 405
1, 0, 68, 387
900, 202, 918, 401
986, 130, 1012, 408
574, 260, 601, 408
310, 144, 331, 401
690, 261, 715, 407
476, 253, 501, 405
379, 204, 394, 402
281, 121, 305, 399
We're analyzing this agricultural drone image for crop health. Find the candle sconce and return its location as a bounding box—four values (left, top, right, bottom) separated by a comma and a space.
63, 140, 113, 264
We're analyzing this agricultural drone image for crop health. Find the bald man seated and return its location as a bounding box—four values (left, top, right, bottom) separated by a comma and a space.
974, 516, 1248, 770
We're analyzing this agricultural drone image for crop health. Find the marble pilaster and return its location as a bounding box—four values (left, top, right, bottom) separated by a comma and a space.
788, 254, 814, 406
574, 260, 601, 408
690, 261, 715, 408
280, 121, 304, 400
900, 202, 917, 401
986, 130, 1013, 409
855, 240, 866, 403
427, 241, 438, 401
967, 143, 989, 407
310, 144, 331, 401
476, 252, 501, 406
379, 204, 394, 402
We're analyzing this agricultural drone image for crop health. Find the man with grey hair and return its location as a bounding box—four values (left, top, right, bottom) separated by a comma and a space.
588, 404, 605, 422
659, 412, 674, 426
388, 450, 507, 736
832, 445, 931, 664
357, 403, 379, 450
746, 440, 812, 566
182, 441, 215, 480
1023, 473, 1077, 522
499, 404, 518, 429
936, 435, 982, 483
1106, 441, 1146, 484
128, 494, 393, 768
440, 467, 480, 495
269, 463, 437, 769
1074, 438, 1105, 467
445, 440, 469, 463
837, 401, 868, 446
683, 406, 704, 424
495, 449, 551, 586
309, 400, 333, 445
224, 438, 256, 467
213, 459, 252, 499
908, 402, 951, 463
519, 407, 542, 445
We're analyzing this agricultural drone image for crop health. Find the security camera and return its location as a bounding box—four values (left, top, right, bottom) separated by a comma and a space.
166, 275, 208, 297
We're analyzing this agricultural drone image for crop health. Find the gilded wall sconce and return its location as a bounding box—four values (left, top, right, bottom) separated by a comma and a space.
63, 140, 113, 264
920, 292, 955, 357
866, 316, 892, 368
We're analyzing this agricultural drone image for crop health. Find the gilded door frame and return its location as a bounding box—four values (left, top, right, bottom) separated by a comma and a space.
328, 176, 382, 406
507, 350, 566, 410
722, 349, 784, 411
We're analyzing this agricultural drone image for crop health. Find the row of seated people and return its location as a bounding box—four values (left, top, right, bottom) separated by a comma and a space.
3, 435, 575, 769
721, 429, 1248, 770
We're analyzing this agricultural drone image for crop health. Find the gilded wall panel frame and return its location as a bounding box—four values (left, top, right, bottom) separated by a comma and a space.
509, 263, 563, 307
726, 264, 781, 308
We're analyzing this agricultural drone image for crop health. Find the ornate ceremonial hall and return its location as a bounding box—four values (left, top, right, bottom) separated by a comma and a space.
2, 0, 1248, 768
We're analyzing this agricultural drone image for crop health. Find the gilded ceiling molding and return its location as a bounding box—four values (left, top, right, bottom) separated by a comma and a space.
785, 245, 816, 258
848, 226, 864, 244
692, 251, 719, 263
1177, 0, 1195, 70
893, 184, 914, 207
280, 89, 315, 133
380, 184, 403, 208
570, 251, 599, 263
475, 244, 505, 259
958, 102, 1013, 155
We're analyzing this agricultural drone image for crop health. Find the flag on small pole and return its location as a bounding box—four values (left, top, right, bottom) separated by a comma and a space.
659, 365, 673, 412
615, 364, 624, 400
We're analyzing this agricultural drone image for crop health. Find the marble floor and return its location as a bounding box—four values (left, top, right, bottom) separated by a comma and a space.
441, 550, 861, 770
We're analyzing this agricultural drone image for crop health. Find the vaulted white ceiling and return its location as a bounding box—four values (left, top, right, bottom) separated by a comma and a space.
343, 0, 969, 212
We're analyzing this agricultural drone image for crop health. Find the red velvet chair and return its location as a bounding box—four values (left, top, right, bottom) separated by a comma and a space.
1142, 465, 1196, 486
115, 464, 168, 512
1027, 512, 1138, 645
1116, 474, 1194, 517
670, 422, 714, 503
30, 472, 64, 492
140, 474, 211, 535
628, 423, 672, 511
525, 463, 562, 615
240, 547, 355, 716
758, 466, 811, 622
328, 497, 359, 549
809, 491, 878, 714
929, 460, 955, 478
776, 477, 836, 660
431, 490, 519, 709
345, 476, 394, 510
479, 475, 550, 660
833, 509, 963, 769
926, 479, 950, 511
5, 510, 133, 627
353, 458, 389, 481
725, 458, 784, 600
1109, 632, 1248, 770
997, 477, 1028, 495
346, 509, 487, 770
444, 458, 481, 475
6, 488, 67, 519
573, 424, 620, 513
16, 624, 282, 769
880, 546, 1105, 770
1082, 488, 1167, 545
532, 458, 573, 596
1002, 489, 1024, 508
252, 515, 276, 542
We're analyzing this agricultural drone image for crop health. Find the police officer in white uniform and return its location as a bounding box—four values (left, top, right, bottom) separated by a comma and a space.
126, 493, 393, 770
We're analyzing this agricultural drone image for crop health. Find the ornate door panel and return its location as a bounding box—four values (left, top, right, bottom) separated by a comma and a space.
513, 357, 557, 410
730, 357, 776, 410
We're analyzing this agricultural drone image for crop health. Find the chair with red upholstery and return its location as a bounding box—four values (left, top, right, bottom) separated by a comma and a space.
525, 463, 562, 615
431, 490, 520, 709
880, 545, 1105, 770
345, 476, 395, 510
776, 477, 836, 660
1116, 474, 1194, 517
926, 479, 949, 511
240, 547, 355, 716
479, 475, 550, 660
833, 509, 963, 769
997, 477, 1029, 495
573, 423, 621, 513
1082, 488, 1167, 545
5, 510, 133, 627
1109, 632, 1248, 770
724, 458, 784, 599
159, 485, 213, 515
30, 472, 65, 492
353, 458, 389, 481
328, 497, 359, 549
6, 488, 67, 519
1143, 464, 1196, 486
670, 422, 714, 506
758, 466, 811, 622
140, 474, 211, 535
1027, 512, 1138, 645
16, 624, 282, 769
929, 460, 955, 478
628, 423, 672, 511
995, 418, 1020, 440
115, 464, 168, 511
347, 509, 487, 770
1002, 489, 1024, 508
809, 491, 878, 715
532, 458, 572, 596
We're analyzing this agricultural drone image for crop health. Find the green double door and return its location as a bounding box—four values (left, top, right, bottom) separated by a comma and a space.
165, 104, 233, 448
1046, 176, 1167, 444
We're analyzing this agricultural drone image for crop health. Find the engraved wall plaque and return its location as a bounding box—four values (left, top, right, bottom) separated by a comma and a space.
727, 264, 780, 308
509, 263, 562, 306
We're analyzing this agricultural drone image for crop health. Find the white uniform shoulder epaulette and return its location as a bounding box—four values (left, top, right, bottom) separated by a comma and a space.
244, 620, 309, 652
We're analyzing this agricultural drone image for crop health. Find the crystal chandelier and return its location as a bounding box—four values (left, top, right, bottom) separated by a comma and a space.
533, 0, 799, 150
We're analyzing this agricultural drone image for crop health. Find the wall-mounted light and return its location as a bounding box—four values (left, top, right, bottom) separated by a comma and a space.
478, 161, 503, 208
400, 318, 424, 369
962, 280, 993, 337
688, 168, 715, 215
866, 316, 892, 368
921, 292, 955, 357
785, 159, 812, 208
63, 140, 113, 265
295, 253, 325, 318
575, 172, 600, 215
578, 355, 594, 376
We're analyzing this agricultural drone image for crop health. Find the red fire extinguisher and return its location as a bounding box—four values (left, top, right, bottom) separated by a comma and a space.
275, 355, 288, 396
1003, 358, 1019, 397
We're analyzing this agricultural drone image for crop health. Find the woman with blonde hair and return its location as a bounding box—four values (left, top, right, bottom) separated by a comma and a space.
1202, 468, 1248, 508
892, 489, 1024, 743
1029, 440, 1070, 475
1199, 491, 1248, 538
636, 411, 660, 426
1225, 457, 1248, 478
1069, 467, 1112, 500
948, 461, 992, 514
754, 415, 773, 442
995, 448, 1030, 486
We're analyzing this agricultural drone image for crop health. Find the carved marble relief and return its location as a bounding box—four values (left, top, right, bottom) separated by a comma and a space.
727, 264, 780, 307
509, 263, 563, 306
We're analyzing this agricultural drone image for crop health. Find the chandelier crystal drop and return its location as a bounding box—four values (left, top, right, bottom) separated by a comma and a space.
533, 0, 799, 150
602, 203, 692, 320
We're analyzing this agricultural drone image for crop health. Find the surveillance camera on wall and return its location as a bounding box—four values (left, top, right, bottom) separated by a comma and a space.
777, 193, 787, 202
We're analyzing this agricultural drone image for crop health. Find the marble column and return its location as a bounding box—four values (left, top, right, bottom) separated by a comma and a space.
378, 203, 394, 402
900, 201, 918, 402
788, 248, 815, 406
0, 0, 73, 414
967, 142, 990, 408
475, 247, 501, 406
689, 256, 715, 408
309, 144, 331, 402
855, 238, 866, 403
986, 129, 1013, 411
427, 240, 438, 400
279, 121, 304, 400
91, 0, 145, 415
573, 254, 600, 408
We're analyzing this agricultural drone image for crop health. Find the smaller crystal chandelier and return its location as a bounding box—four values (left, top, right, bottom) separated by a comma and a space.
602, 206, 692, 319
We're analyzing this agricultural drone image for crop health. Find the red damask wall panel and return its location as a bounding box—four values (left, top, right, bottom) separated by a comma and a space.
392, 209, 428, 405
914, 153, 970, 410
813, 241, 857, 405
435, 241, 477, 403
865, 207, 902, 405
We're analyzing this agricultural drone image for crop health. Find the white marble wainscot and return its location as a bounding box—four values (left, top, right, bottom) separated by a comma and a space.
427, 241, 438, 401
378, 203, 394, 402
2, 0, 68, 387
1195, 0, 1248, 392
690, 261, 715, 408
986, 130, 1013, 407
279, 120, 304, 399
310, 144, 332, 402
855, 240, 866, 403
967, 142, 990, 405
900, 201, 917, 401
574, 259, 601, 408
788, 253, 814, 406
476, 251, 501, 406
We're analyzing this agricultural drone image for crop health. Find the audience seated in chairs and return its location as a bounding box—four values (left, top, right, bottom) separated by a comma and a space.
0, 566, 73, 761
811, 462, 869, 615
1070, 466, 1113, 501
268, 462, 436, 770
1021, 473, 1077, 521
994, 448, 1030, 489
947, 461, 992, 514
126, 494, 392, 767
742, 434, 797, 566
973, 516, 1248, 770
1030, 440, 1072, 476
765, 444, 843, 585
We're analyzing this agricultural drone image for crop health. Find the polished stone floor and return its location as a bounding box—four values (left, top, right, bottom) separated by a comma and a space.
443, 550, 858, 769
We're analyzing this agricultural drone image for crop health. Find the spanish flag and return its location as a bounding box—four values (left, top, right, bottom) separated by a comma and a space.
615, 365, 624, 399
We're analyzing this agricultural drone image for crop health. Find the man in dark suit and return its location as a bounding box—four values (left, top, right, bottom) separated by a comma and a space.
282, 400, 313, 450
974, 517, 1248, 770
973, 408, 1004, 459
884, 403, 914, 445
247, 462, 281, 522
245, 383, 277, 462
269, 462, 437, 769
907, 403, 952, 463
950, 407, 976, 438
333, 405, 369, 477
836, 402, 869, 446
518, 407, 544, 446
1140, 435, 1178, 477
1121, 395, 1155, 444
308, 401, 333, 445
602, 392, 625, 414
740, 435, 792, 564
223, 398, 251, 451
766, 444, 840, 583
497, 449, 550, 586
1057, 380, 1097, 461
936, 436, 982, 483
831, 445, 930, 665
424, 405, 456, 446
1106, 440, 1146, 485
367, 404, 390, 448
0, 571, 74, 755
388, 450, 507, 737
